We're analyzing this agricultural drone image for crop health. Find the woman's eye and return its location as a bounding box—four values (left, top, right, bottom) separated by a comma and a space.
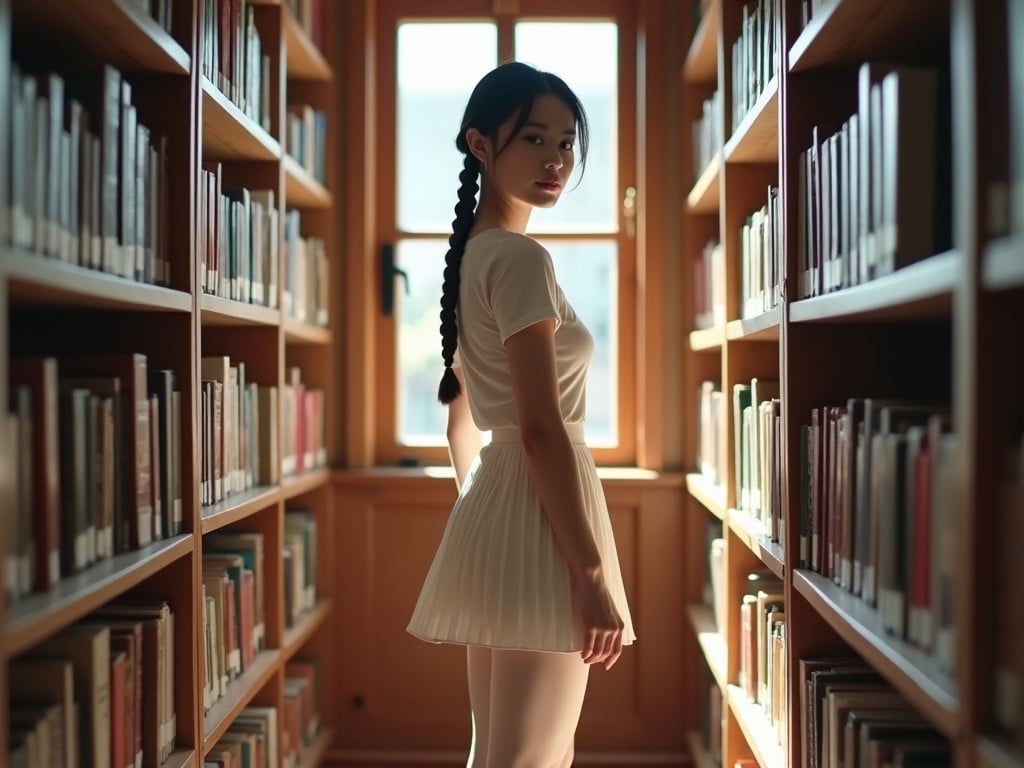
523, 134, 543, 144
560, 141, 575, 151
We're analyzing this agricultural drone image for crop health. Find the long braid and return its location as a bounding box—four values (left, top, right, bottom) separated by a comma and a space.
437, 154, 480, 404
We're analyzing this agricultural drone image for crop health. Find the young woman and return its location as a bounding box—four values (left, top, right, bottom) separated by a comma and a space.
407, 61, 636, 767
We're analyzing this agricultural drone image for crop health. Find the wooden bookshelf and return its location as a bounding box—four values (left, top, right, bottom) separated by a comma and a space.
687, 603, 727, 689
789, 250, 960, 323
684, 0, 720, 83
201, 76, 281, 161
3, 246, 193, 312
5, 535, 192, 657
200, 486, 281, 534
689, 151, 722, 213
679, 0, 1011, 766
283, 4, 331, 81
687, 472, 727, 520
11, 0, 190, 74
726, 684, 785, 768
1, 0, 337, 765
200, 293, 283, 327
284, 154, 333, 209
725, 307, 780, 341
690, 325, 726, 351
724, 76, 779, 164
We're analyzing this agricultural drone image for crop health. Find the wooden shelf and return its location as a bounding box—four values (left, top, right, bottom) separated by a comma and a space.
789, 251, 959, 324
11, 0, 190, 74
5, 535, 193, 658
687, 603, 727, 689
724, 77, 779, 164
686, 472, 727, 520
283, 4, 332, 81
983, 235, 1024, 291
283, 600, 331, 661
283, 314, 332, 344
297, 728, 334, 768
788, 0, 947, 73
2, 247, 192, 313
201, 486, 282, 534
686, 731, 715, 768
977, 734, 1024, 768
683, 0, 720, 83
201, 77, 280, 161
164, 750, 197, 768
688, 151, 722, 214
203, 649, 281, 749
727, 684, 786, 768
284, 154, 333, 209
282, 467, 331, 499
200, 293, 281, 327
728, 509, 785, 581
690, 325, 725, 351
726, 307, 781, 342
792, 569, 959, 736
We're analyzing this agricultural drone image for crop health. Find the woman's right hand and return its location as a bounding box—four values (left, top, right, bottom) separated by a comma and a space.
571, 567, 625, 670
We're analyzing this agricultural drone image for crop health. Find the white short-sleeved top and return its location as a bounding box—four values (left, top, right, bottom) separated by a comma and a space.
455, 228, 593, 431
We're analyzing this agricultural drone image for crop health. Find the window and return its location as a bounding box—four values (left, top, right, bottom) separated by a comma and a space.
376, 0, 637, 465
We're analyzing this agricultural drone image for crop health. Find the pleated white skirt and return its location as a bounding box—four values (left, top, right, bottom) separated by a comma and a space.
407, 423, 636, 652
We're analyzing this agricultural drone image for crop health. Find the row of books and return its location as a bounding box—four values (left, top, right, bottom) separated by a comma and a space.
282, 210, 329, 327
199, 164, 279, 307
5, 355, 183, 602
199, 0, 272, 131
200, 356, 277, 507
697, 380, 725, 489
283, 510, 318, 628
281, 367, 327, 477
206, 705, 279, 768
994, 434, 1024, 746
1012, 1, 1024, 236
693, 238, 724, 331
797, 403, 957, 673
799, 657, 951, 768
285, 0, 328, 53
5, 64, 172, 286
202, 531, 267, 713
730, 0, 781, 133
692, 90, 722, 182
737, 571, 787, 747
8, 600, 177, 768
796, 64, 951, 299
282, 660, 321, 768
739, 186, 781, 320
286, 105, 329, 186
135, 0, 175, 35
733, 378, 782, 543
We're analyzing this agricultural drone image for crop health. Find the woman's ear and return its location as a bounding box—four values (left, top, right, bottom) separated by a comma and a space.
465, 128, 490, 168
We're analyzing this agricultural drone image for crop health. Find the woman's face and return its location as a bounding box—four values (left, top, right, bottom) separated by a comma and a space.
486, 93, 577, 210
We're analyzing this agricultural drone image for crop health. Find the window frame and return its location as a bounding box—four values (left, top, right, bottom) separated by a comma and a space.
371, 0, 639, 467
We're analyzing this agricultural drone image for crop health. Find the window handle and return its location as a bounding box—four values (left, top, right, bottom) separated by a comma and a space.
380, 243, 409, 316
622, 185, 637, 238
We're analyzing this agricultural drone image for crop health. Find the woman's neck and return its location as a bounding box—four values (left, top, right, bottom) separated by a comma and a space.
470, 189, 531, 236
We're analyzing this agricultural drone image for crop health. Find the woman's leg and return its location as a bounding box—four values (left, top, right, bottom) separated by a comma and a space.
467, 646, 493, 768
485, 649, 590, 768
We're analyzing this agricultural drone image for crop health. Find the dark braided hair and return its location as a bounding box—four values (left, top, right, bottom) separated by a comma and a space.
437, 61, 590, 404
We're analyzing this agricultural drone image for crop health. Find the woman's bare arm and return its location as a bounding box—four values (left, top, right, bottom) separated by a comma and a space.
504, 319, 624, 669
446, 365, 483, 491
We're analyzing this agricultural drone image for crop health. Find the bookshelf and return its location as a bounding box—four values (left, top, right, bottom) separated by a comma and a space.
1, 1, 337, 767
681, 0, 1022, 767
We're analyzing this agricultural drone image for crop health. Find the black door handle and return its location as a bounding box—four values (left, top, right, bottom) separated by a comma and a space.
380, 243, 409, 316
